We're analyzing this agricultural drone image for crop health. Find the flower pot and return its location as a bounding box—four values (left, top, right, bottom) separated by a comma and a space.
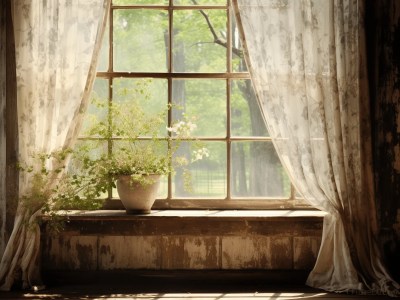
116, 174, 161, 214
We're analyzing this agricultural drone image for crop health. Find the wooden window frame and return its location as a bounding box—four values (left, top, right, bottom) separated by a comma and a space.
82, 0, 310, 210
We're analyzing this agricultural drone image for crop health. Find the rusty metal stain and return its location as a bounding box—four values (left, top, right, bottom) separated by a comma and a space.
270, 237, 292, 269
98, 236, 160, 270
75, 243, 95, 270
183, 236, 219, 269
161, 236, 185, 269
293, 237, 320, 270
221, 236, 273, 269
99, 244, 110, 255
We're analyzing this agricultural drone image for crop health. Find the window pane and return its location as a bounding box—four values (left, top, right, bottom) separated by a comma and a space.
173, 10, 227, 73
81, 79, 109, 136
113, 0, 168, 5
174, 0, 226, 5
113, 78, 168, 136
113, 9, 168, 72
231, 79, 268, 137
97, 20, 109, 72
172, 141, 226, 198
231, 141, 290, 198
172, 79, 226, 137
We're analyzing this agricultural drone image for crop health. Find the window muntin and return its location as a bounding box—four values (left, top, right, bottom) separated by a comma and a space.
81, 0, 304, 209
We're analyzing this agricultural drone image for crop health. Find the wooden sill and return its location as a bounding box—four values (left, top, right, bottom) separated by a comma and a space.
44, 209, 326, 236
53, 209, 326, 220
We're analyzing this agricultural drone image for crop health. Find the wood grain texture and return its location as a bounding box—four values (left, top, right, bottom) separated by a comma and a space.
41, 212, 323, 272
98, 236, 161, 270
42, 235, 98, 270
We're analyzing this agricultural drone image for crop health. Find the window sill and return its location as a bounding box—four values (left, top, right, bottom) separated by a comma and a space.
103, 198, 314, 210
44, 209, 325, 238
57, 209, 326, 220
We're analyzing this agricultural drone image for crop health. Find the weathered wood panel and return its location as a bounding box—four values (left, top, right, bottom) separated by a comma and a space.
42, 235, 98, 270
161, 236, 220, 269
160, 236, 186, 269
182, 236, 220, 269
98, 236, 161, 270
293, 237, 321, 270
221, 236, 293, 269
41, 212, 323, 271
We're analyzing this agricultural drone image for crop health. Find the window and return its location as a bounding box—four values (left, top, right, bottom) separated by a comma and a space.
81, 0, 303, 209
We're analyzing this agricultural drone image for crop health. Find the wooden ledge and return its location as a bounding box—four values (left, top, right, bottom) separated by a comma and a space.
42, 210, 325, 237
54, 209, 327, 220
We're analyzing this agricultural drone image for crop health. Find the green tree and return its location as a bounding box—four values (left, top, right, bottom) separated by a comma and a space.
190, 4, 286, 197
98, 1, 287, 198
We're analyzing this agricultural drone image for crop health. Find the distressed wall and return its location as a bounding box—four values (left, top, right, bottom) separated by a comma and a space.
0, 0, 18, 258
41, 212, 323, 272
367, 0, 400, 281
0, 0, 7, 258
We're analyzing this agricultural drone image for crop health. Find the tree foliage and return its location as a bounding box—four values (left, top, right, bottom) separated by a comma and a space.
88, 1, 290, 198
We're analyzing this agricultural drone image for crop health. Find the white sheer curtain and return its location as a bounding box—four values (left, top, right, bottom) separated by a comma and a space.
0, 0, 110, 291
233, 0, 399, 296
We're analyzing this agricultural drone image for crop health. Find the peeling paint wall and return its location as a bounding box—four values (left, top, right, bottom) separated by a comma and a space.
367, 0, 400, 281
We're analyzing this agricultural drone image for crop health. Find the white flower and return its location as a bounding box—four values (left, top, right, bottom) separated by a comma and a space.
192, 147, 210, 162
167, 120, 197, 137
166, 126, 177, 133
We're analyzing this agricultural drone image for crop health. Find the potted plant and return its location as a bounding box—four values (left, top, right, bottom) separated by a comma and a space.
19, 80, 208, 219
76, 80, 208, 213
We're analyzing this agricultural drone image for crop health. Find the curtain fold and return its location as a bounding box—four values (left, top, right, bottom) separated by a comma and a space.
233, 0, 399, 296
0, 0, 110, 291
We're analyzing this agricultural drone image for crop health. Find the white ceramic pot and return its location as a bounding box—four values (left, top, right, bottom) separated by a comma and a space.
116, 174, 161, 214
